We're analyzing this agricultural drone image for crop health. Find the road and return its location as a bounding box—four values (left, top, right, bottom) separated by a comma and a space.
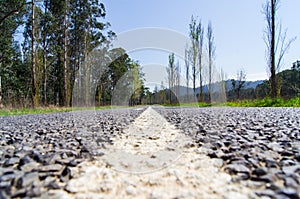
0, 106, 300, 198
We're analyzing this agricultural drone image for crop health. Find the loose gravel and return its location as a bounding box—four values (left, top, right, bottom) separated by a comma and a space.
155, 106, 300, 199
0, 106, 299, 198
49, 107, 255, 198
0, 108, 145, 198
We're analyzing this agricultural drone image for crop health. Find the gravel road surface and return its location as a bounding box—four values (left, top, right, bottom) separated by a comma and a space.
0, 106, 299, 199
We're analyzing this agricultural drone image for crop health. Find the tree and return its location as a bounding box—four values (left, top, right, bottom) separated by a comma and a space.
1, 0, 122, 108
292, 60, 300, 71
44, 0, 65, 106
255, 81, 270, 99
41, 0, 50, 105
175, 61, 181, 100
189, 16, 199, 95
152, 85, 158, 104
160, 81, 166, 104
167, 53, 175, 104
292, 60, 300, 95
279, 69, 300, 98
69, 0, 113, 106
188, 16, 204, 100
184, 46, 190, 100
63, 0, 70, 106
31, 0, 39, 107
231, 68, 246, 100
207, 21, 216, 102
255, 68, 300, 99
0, 0, 28, 107
0, 0, 28, 24
263, 0, 296, 98
93, 48, 145, 106
198, 21, 204, 102
129, 62, 144, 106
0, 67, 2, 108
144, 87, 152, 104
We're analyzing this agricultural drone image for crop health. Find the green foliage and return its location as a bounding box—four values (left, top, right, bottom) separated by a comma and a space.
255, 80, 270, 98
225, 97, 300, 107
94, 48, 145, 106
278, 69, 300, 98
0, 0, 29, 107
0, 0, 146, 108
254, 69, 300, 99
286, 98, 300, 107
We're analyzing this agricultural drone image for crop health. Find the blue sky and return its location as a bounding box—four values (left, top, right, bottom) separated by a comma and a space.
102, 0, 300, 84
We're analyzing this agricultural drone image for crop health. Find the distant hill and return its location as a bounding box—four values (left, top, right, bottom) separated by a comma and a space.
170, 80, 264, 97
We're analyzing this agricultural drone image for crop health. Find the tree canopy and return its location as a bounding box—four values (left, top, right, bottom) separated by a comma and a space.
0, 0, 144, 108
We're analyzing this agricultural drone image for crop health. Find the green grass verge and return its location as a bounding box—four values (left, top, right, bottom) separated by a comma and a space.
162, 102, 211, 107
1, 98, 299, 116
0, 105, 124, 116
225, 97, 300, 107
162, 97, 300, 108
0, 107, 72, 116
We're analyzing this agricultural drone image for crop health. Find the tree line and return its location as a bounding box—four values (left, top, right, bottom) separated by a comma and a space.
163, 16, 224, 104
147, 63, 300, 105
161, 0, 297, 104
0, 0, 144, 108
1, 0, 297, 108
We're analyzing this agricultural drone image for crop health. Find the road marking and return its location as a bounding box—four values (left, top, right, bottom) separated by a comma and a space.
103, 106, 192, 173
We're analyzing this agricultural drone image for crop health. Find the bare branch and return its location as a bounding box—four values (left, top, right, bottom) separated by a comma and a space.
276, 32, 297, 71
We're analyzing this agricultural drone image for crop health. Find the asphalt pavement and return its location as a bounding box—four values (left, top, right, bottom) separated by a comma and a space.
0, 106, 299, 198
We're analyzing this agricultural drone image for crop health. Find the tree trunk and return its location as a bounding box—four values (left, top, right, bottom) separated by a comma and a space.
84, 17, 91, 106
199, 58, 203, 102
63, 0, 70, 107
31, 0, 39, 108
208, 42, 212, 103
199, 32, 204, 102
270, 0, 277, 98
207, 22, 215, 103
193, 63, 196, 95
185, 48, 189, 102
72, 2, 79, 106
43, 0, 48, 105
43, 44, 47, 105
208, 59, 212, 102
0, 69, 3, 108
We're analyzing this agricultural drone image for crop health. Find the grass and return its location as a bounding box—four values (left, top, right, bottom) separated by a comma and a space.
225, 97, 300, 107
0, 105, 120, 116
1, 98, 299, 116
162, 102, 211, 107
0, 106, 71, 116
162, 97, 300, 108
